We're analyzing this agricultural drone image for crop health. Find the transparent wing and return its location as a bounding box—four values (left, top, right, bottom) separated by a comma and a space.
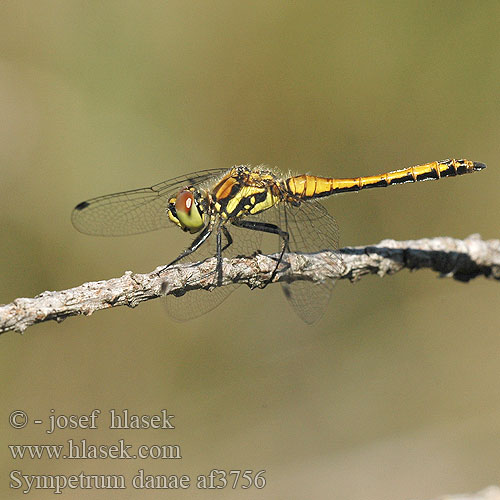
266, 199, 343, 324
71, 168, 227, 236
165, 217, 263, 321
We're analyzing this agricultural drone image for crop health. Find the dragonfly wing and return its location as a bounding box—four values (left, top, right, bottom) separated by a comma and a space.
71, 168, 227, 236
270, 200, 343, 323
166, 282, 237, 322
164, 217, 263, 321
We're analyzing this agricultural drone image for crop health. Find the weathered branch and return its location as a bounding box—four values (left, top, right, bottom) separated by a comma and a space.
1, 234, 498, 335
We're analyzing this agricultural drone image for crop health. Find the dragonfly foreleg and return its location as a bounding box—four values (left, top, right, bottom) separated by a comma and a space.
157, 223, 213, 276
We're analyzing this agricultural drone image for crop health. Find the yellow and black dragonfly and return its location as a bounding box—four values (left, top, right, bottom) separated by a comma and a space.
72, 158, 485, 323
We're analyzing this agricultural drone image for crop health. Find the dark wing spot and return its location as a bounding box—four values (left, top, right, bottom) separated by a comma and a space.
74, 201, 90, 210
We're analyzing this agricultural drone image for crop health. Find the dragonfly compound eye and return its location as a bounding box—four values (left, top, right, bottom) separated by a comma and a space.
173, 189, 205, 233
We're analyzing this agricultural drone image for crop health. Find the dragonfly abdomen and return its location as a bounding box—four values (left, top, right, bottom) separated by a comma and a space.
285, 159, 486, 199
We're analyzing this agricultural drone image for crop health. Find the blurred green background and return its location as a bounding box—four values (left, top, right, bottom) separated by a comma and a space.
1, 1, 499, 499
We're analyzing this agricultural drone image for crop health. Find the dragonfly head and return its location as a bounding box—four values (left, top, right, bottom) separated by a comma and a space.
167, 188, 207, 234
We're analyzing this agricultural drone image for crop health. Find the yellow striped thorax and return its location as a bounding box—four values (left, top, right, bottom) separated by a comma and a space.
211, 166, 281, 219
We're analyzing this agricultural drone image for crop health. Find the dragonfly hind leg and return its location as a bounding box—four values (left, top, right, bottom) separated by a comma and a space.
232, 219, 290, 288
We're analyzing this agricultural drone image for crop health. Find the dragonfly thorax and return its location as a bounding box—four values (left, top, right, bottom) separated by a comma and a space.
167, 187, 209, 234
211, 166, 283, 220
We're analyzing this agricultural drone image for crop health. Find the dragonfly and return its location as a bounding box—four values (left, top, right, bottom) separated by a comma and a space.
72, 158, 486, 323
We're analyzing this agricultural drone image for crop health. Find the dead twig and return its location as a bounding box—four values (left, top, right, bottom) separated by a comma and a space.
1, 234, 498, 335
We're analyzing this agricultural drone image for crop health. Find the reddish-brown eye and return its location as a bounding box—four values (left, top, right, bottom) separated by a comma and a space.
173, 189, 204, 233
175, 190, 194, 214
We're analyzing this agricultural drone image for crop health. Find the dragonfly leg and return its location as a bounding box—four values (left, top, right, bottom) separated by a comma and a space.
232, 219, 289, 288
221, 225, 233, 252
215, 223, 224, 286
188, 224, 231, 287
156, 223, 213, 276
